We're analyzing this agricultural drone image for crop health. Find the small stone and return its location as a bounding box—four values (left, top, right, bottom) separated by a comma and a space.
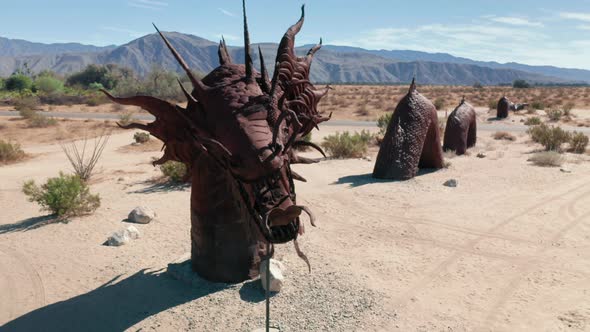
363, 156, 372, 162
477, 152, 486, 158
260, 259, 285, 292
251, 329, 280, 332
126, 225, 140, 240
128, 206, 155, 224
560, 168, 572, 173
106, 230, 130, 246
443, 179, 458, 187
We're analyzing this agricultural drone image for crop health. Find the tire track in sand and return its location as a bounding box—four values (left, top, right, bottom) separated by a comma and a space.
0, 244, 46, 324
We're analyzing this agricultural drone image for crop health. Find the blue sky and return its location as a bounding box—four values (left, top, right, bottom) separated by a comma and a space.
2, 0, 590, 69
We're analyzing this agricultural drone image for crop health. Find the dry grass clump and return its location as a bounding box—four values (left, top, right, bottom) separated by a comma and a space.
524, 116, 542, 126
569, 132, 589, 154
322, 130, 373, 158
528, 151, 564, 167
133, 132, 150, 144
493, 131, 516, 141
0, 139, 26, 164
546, 109, 563, 122
159, 161, 188, 182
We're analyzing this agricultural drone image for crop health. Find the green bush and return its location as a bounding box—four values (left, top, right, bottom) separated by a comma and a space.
321, 130, 373, 158
524, 117, 542, 126
14, 96, 40, 119
527, 124, 570, 151
531, 100, 546, 110
34, 76, 64, 94
66, 65, 117, 89
5, 74, 33, 91
528, 151, 564, 167
0, 139, 26, 163
434, 98, 445, 110
134, 132, 150, 144
513, 79, 530, 88
160, 161, 187, 182
22, 172, 101, 217
27, 113, 58, 128
377, 113, 392, 136
546, 109, 563, 122
569, 132, 589, 154
84, 93, 108, 106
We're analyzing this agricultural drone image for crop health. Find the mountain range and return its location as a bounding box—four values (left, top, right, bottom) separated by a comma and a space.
1, 33, 589, 86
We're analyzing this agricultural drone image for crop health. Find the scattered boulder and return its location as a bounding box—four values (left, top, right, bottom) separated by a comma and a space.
443, 179, 458, 187
260, 259, 285, 292
477, 152, 486, 158
128, 206, 155, 224
105, 226, 141, 246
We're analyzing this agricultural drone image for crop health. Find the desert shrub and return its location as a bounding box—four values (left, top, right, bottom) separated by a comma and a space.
531, 100, 545, 110
321, 130, 373, 158
0, 140, 26, 163
34, 76, 64, 94
14, 96, 40, 118
27, 113, 58, 128
528, 151, 564, 167
492, 131, 516, 141
513, 79, 530, 89
488, 99, 498, 110
527, 124, 570, 151
377, 113, 392, 136
60, 134, 110, 181
562, 102, 575, 117
546, 109, 563, 122
524, 117, 542, 126
434, 98, 445, 110
22, 172, 100, 217
569, 132, 589, 154
134, 132, 150, 144
118, 112, 134, 126
160, 161, 187, 182
84, 93, 108, 106
5, 74, 33, 91
472, 82, 483, 89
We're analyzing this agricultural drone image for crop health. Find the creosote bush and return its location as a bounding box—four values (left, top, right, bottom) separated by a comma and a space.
27, 113, 58, 128
321, 130, 373, 158
527, 124, 570, 152
22, 172, 101, 217
492, 131, 516, 141
569, 132, 589, 154
118, 112, 134, 127
528, 151, 564, 167
159, 160, 188, 182
377, 113, 392, 136
546, 109, 563, 122
0, 139, 26, 163
524, 116, 542, 126
15, 96, 40, 119
133, 132, 150, 144
434, 98, 445, 110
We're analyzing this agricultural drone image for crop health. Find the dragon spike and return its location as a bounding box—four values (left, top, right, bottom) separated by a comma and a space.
242, 0, 254, 81
409, 77, 416, 93
269, 61, 281, 101
152, 23, 208, 98
177, 78, 197, 104
258, 46, 271, 93
218, 36, 232, 65
306, 38, 322, 58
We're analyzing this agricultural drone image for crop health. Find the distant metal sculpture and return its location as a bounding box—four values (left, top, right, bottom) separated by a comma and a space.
510, 102, 529, 112
497, 96, 510, 118
103, 2, 329, 283
443, 98, 477, 155
373, 79, 444, 180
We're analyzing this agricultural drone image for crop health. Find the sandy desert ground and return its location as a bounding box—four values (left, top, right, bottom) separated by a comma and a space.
1, 104, 590, 331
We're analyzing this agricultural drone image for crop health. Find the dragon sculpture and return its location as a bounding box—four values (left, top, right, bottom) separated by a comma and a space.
443, 97, 477, 155
103, 2, 330, 283
373, 79, 444, 180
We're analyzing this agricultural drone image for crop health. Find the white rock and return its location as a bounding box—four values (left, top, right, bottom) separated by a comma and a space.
443, 179, 458, 187
128, 206, 155, 224
106, 230, 130, 246
260, 259, 285, 292
126, 225, 140, 240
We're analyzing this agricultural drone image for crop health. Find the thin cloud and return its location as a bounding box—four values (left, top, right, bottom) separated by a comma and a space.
128, 0, 168, 10
489, 16, 544, 27
578, 24, 590, 30
559, 12, 590, 22
101, 26, 145, 38
218, 8, 236, 17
